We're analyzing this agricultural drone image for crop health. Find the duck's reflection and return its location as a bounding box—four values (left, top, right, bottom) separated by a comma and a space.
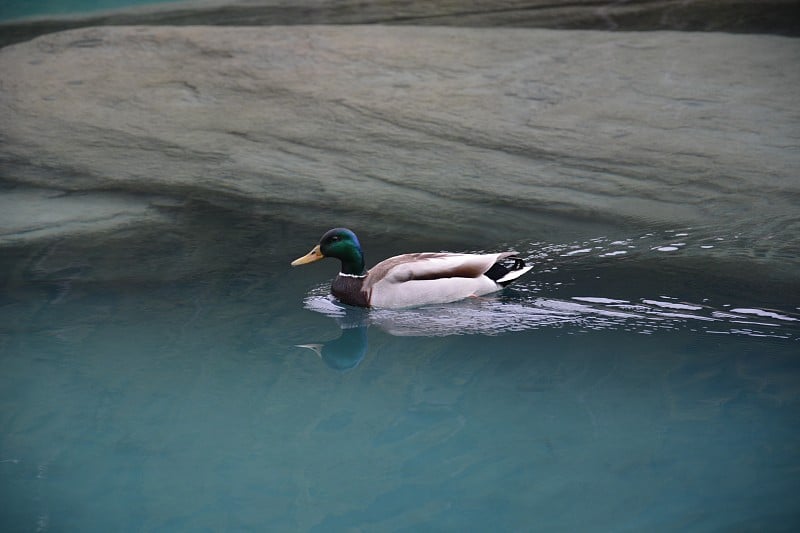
295, 300, 371, 372
296, 326, 368, 372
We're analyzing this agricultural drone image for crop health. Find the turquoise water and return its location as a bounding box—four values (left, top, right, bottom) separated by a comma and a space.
0, 0, 178, 21
1, 205, 799, 530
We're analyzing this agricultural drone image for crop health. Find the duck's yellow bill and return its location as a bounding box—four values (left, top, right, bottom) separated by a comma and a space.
291, 245, 324, 266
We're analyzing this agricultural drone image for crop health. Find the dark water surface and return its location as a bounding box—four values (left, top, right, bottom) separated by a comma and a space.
1, 205, 799, 531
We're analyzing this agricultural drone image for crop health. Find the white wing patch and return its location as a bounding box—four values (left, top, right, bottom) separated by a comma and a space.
497, 265, 534, 284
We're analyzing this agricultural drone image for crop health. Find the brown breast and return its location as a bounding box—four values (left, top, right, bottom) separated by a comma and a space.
331, 275, 370, 307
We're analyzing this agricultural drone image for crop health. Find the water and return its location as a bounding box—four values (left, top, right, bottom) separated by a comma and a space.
0, 0, 178, 22
1, 204, 798, 531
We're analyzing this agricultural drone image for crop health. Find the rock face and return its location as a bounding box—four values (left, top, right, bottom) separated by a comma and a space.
0, 188, 168, 246
1, 0, 798, 48
1, 26, 798, 278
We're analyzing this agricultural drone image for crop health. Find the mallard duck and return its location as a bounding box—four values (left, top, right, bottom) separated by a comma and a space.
291, 228, 532, 309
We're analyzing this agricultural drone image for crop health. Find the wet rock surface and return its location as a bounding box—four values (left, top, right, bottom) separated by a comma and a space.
1, 0, 798, 48
0, 25, 798, 280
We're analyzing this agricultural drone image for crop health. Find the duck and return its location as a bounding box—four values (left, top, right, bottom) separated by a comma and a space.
291, 228, 533, 309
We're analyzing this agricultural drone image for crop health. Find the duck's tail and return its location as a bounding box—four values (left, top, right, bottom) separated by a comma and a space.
485, 255, 533, 286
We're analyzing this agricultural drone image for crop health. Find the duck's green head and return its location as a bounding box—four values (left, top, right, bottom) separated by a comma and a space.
291, 227, 366, 275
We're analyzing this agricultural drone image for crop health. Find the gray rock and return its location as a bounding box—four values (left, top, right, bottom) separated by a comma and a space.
0, 187, 169, 246
1, 0, 798, 48
1, 26, 798, 279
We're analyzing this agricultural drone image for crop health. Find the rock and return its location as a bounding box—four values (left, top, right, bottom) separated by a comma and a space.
1, 0, 798, 48
0, 26, 798, 278
0, 187, 169, 246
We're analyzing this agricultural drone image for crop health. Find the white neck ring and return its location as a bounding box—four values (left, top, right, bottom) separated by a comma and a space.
338, 272, 367, 279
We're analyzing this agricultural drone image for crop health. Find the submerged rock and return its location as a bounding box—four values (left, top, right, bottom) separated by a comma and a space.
0, 26, 798, 279
0, 187, 170, 246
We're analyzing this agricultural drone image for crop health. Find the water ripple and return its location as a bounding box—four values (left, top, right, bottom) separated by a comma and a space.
303, 287, 799, 341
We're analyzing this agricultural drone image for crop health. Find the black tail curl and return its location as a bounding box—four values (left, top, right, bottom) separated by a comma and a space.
484, 256, 527, 286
